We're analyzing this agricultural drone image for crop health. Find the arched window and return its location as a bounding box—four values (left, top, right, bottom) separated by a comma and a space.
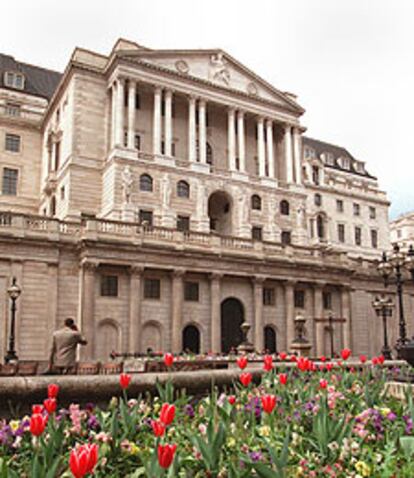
314, 193, 322, 206
206, 143, 213, 165
139, 174, 153, 192
251, 194, 262, 210
264, 326, 277, 354
317, 214, 325, 239
182, 325, 200, 354
177, 180, 190, 198
280, 200, 290, 216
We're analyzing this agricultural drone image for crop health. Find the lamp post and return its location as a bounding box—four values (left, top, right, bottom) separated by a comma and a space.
378, 244, 414, 359
372, 295, 394, 360
4, 277, 21, 364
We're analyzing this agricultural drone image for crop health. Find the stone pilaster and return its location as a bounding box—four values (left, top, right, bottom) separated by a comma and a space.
293, 127, 302, 184
341, 286, 352, 350
188, 96, 196, 162
129, 265, 143, 354
171, 269, 185, 353
164, 89, 173, 156
237, 110, 245, 172
266, 120, 275, 178
80, 260, 97, 360
257, 117, 266, 177
285, 280, 295, 351
115, 79, 125, 147
210, 273, 222, 353
228, 108, 236, 171
127, 81, 136, 149
314, 284, 324, 356
253, 276, 265, 352
153, 86, 162, 155
284, 125, 293, 183
110, 83, 117, 149
198, 99, 207, 163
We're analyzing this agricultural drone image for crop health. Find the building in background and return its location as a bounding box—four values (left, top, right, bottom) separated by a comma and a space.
390, 212, 414, 249
0, 38, 408, 362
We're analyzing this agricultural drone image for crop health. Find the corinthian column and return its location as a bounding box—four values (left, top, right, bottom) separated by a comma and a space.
293, 127, 302, 184
314, 284, 324, 356
115, 79, 125, 147
111, 83, 117, 149
285, 280, 295, 351
80, 261, 97, 360
341, 287, 352, 350
153, 87, 162, 155
228, 108, 236, 171
164, 89, 173, 156
257, 117, 266, 177
198, 99, 207, 163
284, 125, 293, 183
266, 119, 275, 178
237, 110, 245, 172
253, 276, 264, 352
188, 96, 196, 162
127, 81, 136, 149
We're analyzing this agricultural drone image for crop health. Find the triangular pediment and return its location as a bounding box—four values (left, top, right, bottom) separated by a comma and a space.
119, 48, 303, 113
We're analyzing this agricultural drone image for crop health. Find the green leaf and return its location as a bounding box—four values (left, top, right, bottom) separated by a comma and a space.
401, 436, 414, 457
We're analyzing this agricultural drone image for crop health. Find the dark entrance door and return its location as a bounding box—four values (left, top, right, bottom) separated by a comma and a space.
264, 326, 277, 353
182, 325, 200, 353
221, 298, 244, 353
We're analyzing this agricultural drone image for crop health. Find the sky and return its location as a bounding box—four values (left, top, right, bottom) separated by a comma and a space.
2, 0, 413, 219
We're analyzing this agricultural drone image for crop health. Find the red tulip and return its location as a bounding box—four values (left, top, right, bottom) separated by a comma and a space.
319, 379, 328, 389
69, 443, 98, 478
43, 398, 57, 414
164, 353, 174, 367
320, 355, 327, 362
377, 355, 385, 365
279, 373, 288, 385
30, 413, 48, 436
290, 354, 297, 362
157, 443, 177, 469
261, 394, 276, 414
151, 419, 166, 437
372, 356, 379, 365
237, 356, 248, 370
228, 395, 236, 405
341, 348, 351, 360
326, 363, 334, 372
48, 383, 59, 399
119, 373, 132, 390
319, 364, 326, 372
279, 352, 287, 361
297, 357, 311, 371
239, 372, 252, 387
263, 355, 273, 372
359, 354, 367, 364
160, 403, 175, 426
32, 404, 43, 414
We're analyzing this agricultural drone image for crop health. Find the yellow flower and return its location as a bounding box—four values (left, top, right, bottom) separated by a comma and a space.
9, 420, 19, 432
130, 443, 140, 455
355, 460, 371, 477
226, 437, 236, 448
258, 426, 271, 437
153, 403, 160, 413
379, 407, 391, 417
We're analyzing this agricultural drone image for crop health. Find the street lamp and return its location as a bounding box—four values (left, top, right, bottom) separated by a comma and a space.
377, 244, 414, 359
4, 277, 21, 364
372, 295, 394, 360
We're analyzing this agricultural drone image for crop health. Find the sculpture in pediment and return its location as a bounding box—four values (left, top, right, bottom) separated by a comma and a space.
210, 53, 230, 86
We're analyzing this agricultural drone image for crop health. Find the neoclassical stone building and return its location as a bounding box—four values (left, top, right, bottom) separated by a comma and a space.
0, 38, 410, 362
390, 212, 414, 249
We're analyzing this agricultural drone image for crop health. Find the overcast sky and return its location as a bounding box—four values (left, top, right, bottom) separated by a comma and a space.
3, 0, 413, 219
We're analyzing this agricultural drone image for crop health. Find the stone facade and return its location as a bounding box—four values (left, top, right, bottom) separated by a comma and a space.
0, 39, 411, 362
390, 211, 414, 249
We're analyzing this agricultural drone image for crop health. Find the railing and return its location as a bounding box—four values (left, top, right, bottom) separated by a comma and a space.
0, 211, 350, 266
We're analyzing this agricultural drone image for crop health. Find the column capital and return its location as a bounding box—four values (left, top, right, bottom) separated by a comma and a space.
253, 275, 266, 285
188, 94, 197, 103
116, 77, 126, 87
284, 279, 297, 287
313, 281, 327, 290
129, 264, 144, 275
284, 123, 292, 132
80, 259, 99, 272
237, 109, 245, 118
256, 115, 265, 125
172, 268, 186, 278
266, 118, 273, 127
164, 88, 173, 98
209, 272, 223, 281
227, 106, 236, 114
198, 98, 207, 107
154, 85, 163, 94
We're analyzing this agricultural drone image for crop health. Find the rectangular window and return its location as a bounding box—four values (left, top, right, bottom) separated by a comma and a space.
323, 291, 332, 310
184, 281, 199, 301
5, 103, 20, 117
2, 168, 18, 195
135, 93, 141, 110
281, 231, 291, 245
171, 142, 176, 157
135, 134, 141, 150
336, 200, 344, 213
177, 215, 190, 232
312, 166, 320, 185
369, 207, 376, 219
355, 226, 362, 246
60, 186, 65, 200
54, 141, 61, 170
337, 224, 345, 243
139, 210, 153, 226
294, 290, 305, 308
144, 278, 160, 299
252, 226, 262, 241
5, 133, 20, 152
371, 229, 378, 249
100, 275, 118, 297
263, 288, 275, 306
353, 203, 360, 216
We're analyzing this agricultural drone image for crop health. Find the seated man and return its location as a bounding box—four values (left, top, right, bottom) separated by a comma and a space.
49, 318, 87, 374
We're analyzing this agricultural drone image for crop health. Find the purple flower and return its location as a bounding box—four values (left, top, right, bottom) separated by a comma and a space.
184, 404, 195, 419
249, 451, 262, 462
87, 415, 100, 430
387, 412, 397, 421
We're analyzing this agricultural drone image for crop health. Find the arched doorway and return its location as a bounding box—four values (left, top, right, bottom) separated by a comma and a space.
221, 298, 244, 353
264, 326, 277, 354
182, 325, 200, 354
208, 191, 232, 235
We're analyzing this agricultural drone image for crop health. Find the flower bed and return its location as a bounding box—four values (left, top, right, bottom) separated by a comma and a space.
1, 351, 414, 477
